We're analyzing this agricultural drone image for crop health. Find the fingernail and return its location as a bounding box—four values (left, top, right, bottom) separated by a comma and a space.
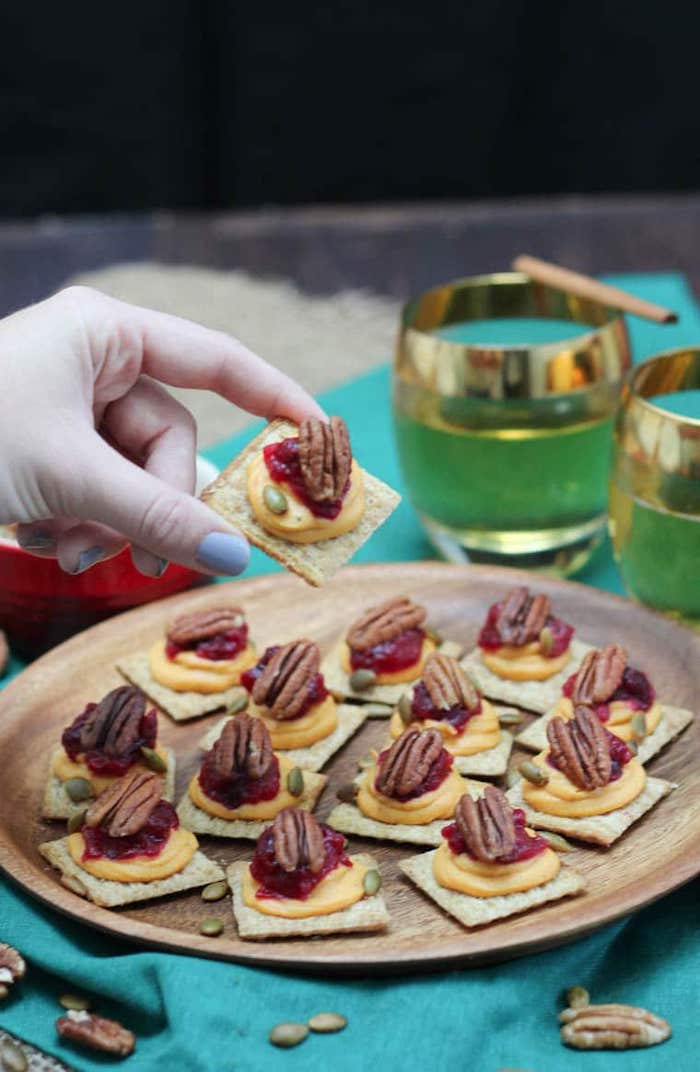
156, 558, 169, 578
18, 529, 55, 551
195, 533, 250, 576
71, 546, 105, 574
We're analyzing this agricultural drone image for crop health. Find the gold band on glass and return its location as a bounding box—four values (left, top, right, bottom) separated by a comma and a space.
396, 272, 631, 400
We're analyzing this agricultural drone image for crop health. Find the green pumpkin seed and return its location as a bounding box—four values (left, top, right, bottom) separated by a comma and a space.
541, 831, 574, 852
200, 917, 224, 937
398, 693, 414, 725
566, 985, 590, 1009
201, 880, 229, 903
67, 808, 88, 834
227, 692, 249, 715
336, 782, 358, 804
263, 484, 288, 515
497, 710, 525, 726
363, 868, 382, 896
627, 738, 639, 755
64, 777, 93, 803
438, 640, 463, 659
269, 1022, 308, 1048
357, 754, 375, 769
308, 1011, 348, 1033
349, 668, 377, 692
287, 767, 305, 797
140, 746, 167, 774
59, 993, 91, 1012
364, 702, 393, 718
518, 760, 549, 786
539, 626, 554, 656
631, 711, 647, 738
1, 1040, 28, 1072
60, 874, 87, 898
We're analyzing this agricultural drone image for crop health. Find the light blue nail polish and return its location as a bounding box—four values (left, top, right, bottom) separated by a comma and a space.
72, 546, 105, 575
196, 533, 250, 576
156, 558, 169, 578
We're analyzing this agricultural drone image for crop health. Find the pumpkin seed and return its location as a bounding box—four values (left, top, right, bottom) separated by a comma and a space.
67, 808, 88, 834
358, 754, 375, 769
497, 710, 525, 727
539, 626, 554, 656
287, 767, 304, 797
541, 831, 574, 852
438, 640, 463, 659
59, 993, 91, 1012
566, 985, 590, 1009
363, 868, 382, 896
627, 738, 639, 755
364, 702, 393, 717
269, 1022, 308, 1048
140, 746, 167, 774
336, 782, 358, 804
1, 1040, 28, 1072
308, 1011, 348, 1034
518, 760, 549, 786
227, 692, 249, 715
398, 693, 414, 725
263, 484, 288, 515
60, 874, 87, 898
349, 668, 377, 692
64, 777, 93, 803
200, 917, 224, 937
201, 880, 229, 903
631, 711, 647, 738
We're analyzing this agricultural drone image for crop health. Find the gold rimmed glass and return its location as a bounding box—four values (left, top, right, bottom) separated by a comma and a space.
609, 348, 700, 626
392, 273, 631, 575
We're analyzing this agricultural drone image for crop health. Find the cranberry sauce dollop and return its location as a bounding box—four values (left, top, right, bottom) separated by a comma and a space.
562, 665, 655, 722
478, 601, 573, 657
166, 622, 248, 661
547, 729, 634, 784
410, 681, 481, 734
198, 751, 281, 809
250, 823, 351, 901
442, 807, 548, 864
374, 745, 454, 801
62, 705, 158, 777
263, 438, 351, 520
240, 646, 328, 718
81, 801, 178, 861
349, 627, 425, 673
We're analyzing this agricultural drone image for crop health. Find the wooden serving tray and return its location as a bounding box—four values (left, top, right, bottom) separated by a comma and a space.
0, 563, 698, 975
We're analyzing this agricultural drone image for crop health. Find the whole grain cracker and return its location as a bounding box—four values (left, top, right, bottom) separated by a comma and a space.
116, 652, 247, 723
506, 776, 674, 847
460, 638, 594, 714
227, 853, 389, 939
41, 746, 176, 821
451, 731, 513, 778
176, 770, 327, 839
38, 839, 225, 908
200, 418, 401, 587
400, 849, 586, 927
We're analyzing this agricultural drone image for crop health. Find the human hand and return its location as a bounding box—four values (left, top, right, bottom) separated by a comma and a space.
0, 286, 324, 576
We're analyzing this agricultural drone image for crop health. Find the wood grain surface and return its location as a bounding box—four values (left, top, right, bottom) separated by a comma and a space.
0, 562, 698, 975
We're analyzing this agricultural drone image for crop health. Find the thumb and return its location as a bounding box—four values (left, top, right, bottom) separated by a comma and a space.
60, 438, 250, 576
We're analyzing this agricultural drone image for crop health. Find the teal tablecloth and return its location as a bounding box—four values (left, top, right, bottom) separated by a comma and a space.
1, 273, 699, 1071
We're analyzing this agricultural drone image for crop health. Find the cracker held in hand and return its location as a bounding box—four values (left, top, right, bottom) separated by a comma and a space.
200, 417, 401, 586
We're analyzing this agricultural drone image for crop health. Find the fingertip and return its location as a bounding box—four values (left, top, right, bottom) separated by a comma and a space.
195, 532, 250, 577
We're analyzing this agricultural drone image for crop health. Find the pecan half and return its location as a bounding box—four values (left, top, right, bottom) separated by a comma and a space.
347, 596, 427, 651
572, 644, 628, 705
547, 706, 611, 789
211, 713, 275, 780
560, 1004, 671, 1050
422, 653, 480, 711
297, 416, 352, 502
56, 1011, 136, 1056
454, 786, 516, 862
375, 726, 444, 799
79, 686, 146, 756
0, 943, 26, 984
272, 807, 325, 874
84, 770, 162, 837
251, 640, 320, 720
495, 587, 551, 645
167, 606, 244, 646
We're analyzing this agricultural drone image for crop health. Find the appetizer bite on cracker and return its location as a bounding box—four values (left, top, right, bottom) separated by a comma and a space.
200, 416, 400, 586
401, 786, 585, 927
228, 807, 389, 939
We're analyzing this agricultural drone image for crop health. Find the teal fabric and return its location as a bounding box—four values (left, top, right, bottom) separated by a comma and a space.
1, 272, 698, 1071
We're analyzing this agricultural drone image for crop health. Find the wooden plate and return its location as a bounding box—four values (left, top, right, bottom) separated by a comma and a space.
1, 562, 698, 975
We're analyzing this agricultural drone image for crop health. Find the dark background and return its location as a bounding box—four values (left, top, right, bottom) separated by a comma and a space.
1, 2, 698, 218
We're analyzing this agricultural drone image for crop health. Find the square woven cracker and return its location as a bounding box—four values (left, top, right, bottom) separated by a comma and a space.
460, 638, 594, 714
116, 652, 247, 723
38, 839, 225, 908
41, 746, 176, 821
227, 853, 389, 939
400, 849, 586, 927
198, 704, 367, 772
176, 770, 327, 839
200, 418, 401, 587
506, 775, 674, 847
516, 704, 695, 764
452, 731, 513, 777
